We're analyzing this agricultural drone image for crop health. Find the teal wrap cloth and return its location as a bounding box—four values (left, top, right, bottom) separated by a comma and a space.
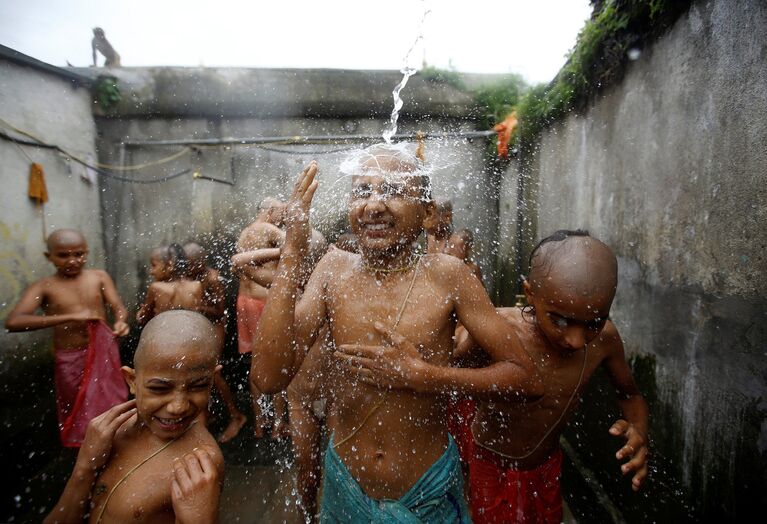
320, 435, 471, 523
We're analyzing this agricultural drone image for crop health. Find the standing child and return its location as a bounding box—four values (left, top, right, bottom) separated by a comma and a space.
136, 244, 203, 325
44, 310, 224, 524
5, 229, 129, 447
461, 230, 650, 523
184, 241, 247, 443
253, 144, 542, 522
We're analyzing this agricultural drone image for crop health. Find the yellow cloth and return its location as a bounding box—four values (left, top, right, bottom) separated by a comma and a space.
28, 163, 49, 204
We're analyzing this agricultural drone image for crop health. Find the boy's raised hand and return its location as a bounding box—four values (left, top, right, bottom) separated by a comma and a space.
76, 400, 136, 473
335, 322, 429, 392
171, 447, 221, 524
609, 419, 649, 491
283, 161, 319, 257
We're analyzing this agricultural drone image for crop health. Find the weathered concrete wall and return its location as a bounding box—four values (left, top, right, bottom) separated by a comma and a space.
93, 68, 496, 309
0, 57, 104, 518
498, 0, 767, 520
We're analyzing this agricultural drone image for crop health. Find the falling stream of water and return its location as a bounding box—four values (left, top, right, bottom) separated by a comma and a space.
382, 3, 431, 143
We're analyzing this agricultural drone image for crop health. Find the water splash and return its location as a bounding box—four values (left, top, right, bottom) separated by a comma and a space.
382, 3, 431, 143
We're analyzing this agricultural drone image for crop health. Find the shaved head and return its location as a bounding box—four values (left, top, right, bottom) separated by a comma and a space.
134, 311, 218, 371
528, 231, 617, 301
46, 229, 87, 251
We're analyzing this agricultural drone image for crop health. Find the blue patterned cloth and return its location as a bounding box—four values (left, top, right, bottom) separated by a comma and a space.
320, 435, 472, 523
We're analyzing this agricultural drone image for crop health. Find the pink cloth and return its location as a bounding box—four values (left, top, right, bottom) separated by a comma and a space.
237, 294, 266, 354
54, 320, 128, 447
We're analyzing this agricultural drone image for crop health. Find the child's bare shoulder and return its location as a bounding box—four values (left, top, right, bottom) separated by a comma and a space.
421, 252, 472, 282
179, 424, 225, 468
591, 320, 623, 356
319, 245, 357, 271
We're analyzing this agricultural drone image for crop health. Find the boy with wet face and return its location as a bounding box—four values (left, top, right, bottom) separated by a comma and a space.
44, 311, 224, 524
464, 231, 649, 523
252, 143, 542, 522
6, 229, 130, 446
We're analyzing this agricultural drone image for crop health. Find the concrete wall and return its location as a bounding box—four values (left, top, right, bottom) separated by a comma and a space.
0, 58, 103, 517
498, 0, 767, 520
93, 68, 496, 309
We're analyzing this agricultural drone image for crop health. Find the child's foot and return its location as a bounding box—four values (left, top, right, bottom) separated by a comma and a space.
217, 412, 247, 443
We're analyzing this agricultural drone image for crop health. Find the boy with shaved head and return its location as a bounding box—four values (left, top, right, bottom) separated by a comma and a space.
45, 310, 224, 523
451, 230, 649, 523
252, 144, 542, 522
6, 229, 129, 447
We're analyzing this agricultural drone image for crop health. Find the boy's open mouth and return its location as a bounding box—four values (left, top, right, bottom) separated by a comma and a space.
153, 415, 192, 432
360, 221, 394, 237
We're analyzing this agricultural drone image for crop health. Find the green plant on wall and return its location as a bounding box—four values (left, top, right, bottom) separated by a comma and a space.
93, 74, 121, 111
420, 65, 466, 90
509, 0, 694, 148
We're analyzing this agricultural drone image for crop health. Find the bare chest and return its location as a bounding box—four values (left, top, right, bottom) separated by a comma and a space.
90, 459, 172, 523
43, 277, 104, 314
326, 275, 455, 359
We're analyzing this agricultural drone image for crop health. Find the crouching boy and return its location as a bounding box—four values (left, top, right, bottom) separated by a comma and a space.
44, 310, 225, 523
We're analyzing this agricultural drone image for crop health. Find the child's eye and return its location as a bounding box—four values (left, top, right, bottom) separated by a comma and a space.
381, 183, 405, 198
351, 186, 372, 199
550, 315, 568, 328
147, 386, 171, 393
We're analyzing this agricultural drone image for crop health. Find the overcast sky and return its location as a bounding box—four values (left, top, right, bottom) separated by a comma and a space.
0, 0, 592, 84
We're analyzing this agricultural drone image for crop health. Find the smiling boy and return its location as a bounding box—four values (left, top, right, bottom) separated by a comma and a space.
5, 229, 129, 446
44, 310, 224, 524
252, 144, 542, 522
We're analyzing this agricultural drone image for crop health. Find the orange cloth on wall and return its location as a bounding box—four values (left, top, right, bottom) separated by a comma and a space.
28, 162, 49, 203
493, 111, 518, 159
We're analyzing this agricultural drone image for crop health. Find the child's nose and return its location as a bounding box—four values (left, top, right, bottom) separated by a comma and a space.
166, 393, 190, 415
563, 327, 587, 350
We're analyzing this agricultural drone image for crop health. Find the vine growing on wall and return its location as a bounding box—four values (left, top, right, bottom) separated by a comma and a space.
512, 0, 696, 147
93, 74, 121, 111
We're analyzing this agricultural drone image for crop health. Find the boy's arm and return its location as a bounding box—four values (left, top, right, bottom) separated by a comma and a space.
230, 248, 282, 287
5, 282, 91, 332
99, 271, 130, 336
136, 286, 157, 326
600, 322, 650, 491
198, 273, 227, 321
44, 400, 136, 524
251, 162, 323, 394
337, 258, 543, 401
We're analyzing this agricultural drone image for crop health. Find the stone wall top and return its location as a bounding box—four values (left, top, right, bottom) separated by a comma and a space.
73, 67, 481, 119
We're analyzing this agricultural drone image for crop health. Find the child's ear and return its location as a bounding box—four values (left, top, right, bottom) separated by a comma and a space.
44, 251, 51, 261
522, 278, 534, 303
422, 201, 437, 230
214, 364, 223, 374
121, 366, 137, 395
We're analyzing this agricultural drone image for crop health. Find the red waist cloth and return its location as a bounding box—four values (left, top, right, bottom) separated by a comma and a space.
54, 320, 128, 447
447, 397, 477, 465
236, 294, 266, 354
468, 438, 563, 524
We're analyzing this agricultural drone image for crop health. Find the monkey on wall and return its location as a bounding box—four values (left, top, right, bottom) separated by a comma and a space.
91, 27, 121, 67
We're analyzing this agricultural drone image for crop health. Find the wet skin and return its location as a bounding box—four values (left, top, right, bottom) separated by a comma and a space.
234, 205, 286, 301
253, 161, 541, 499
5, 236, 129, 349
472, 277, 649, 489
90, 345, 223, 522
